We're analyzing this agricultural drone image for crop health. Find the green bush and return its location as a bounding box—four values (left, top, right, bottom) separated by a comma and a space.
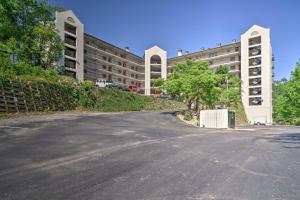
183, 112, 192, 121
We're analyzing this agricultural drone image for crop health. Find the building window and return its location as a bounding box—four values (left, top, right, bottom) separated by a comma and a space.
249, 78, 261, 86
235, 47, 240, 52
230, 56, 236, 61
118, 70, 122, 74
230, 66, 235, 70
118, 78, 122, 82
102, 65, 106, 70
209, 52, 218, 57
209, 61, 213, 65
131, 66, 135, 70
84, 59, 87, 64
249, 87, 262, 96
64, 22, 76, 35
84, 49, 87, 54
64, 58, 76, 69
108, 57, 112, 63
249, 97, 262, 106
249, 67, 261, 77
84, 69, 87, 74
249, 36, 261, 46
102, 74, 107, 78
249, 57, 261, 66
65, 34, 76, 47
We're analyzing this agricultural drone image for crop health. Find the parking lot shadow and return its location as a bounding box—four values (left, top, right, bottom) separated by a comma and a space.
269, 132, 300, 148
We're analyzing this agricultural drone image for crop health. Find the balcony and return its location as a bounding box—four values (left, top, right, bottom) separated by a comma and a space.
249, 36, 261, 46
65, 58, 76, 69
249, 67, 261, 77
249, 78, 261, 86
65, 47, 76, 58
249, 87, 262, 96
249, 46, 261, 57
65, 22, 76, 35
249, 97, 262, 106
249, 57, 261, 67
65, 34, 76, 47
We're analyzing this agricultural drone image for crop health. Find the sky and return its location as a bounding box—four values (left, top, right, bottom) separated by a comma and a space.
49, 0, 300, 80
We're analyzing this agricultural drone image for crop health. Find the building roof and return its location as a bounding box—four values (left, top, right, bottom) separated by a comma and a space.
84, 33, 144, 61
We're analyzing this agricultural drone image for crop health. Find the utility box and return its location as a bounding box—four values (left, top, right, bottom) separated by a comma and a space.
200, 109, 235, 129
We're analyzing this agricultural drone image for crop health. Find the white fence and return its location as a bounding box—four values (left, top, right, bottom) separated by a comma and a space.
199, 109, 229, 128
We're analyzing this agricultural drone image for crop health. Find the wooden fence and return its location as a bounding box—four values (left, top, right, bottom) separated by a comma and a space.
0, 77, 77, 113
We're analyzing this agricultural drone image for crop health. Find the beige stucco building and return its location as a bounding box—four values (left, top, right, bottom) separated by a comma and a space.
55, 10, 274, 125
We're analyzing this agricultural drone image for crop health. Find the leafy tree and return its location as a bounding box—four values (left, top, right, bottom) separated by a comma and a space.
215, 65, 241, 107
160, 61, 242, 114
0, 0, 63, 69
273, 61, 300, 125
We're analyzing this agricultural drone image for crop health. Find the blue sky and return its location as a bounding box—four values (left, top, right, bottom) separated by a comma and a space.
50, 0, 300, 80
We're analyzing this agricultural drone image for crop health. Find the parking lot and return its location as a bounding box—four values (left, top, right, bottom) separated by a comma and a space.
0, 111, 300, 200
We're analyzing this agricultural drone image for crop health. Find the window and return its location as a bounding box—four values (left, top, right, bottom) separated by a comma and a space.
209, 52, 218, 57
64, 22, 76, 35
102, 65, 107, 70
102, 74, 107, 78
108, 57, 112, 63
249, 78, 261, 86
118, 62, 122, 66
249, 36, 261, 46
64, 34, 76, 47
84, 69, 87, 74
230, 66, 236, 70
131, 74, 135, 78
102, 56, 107, 61
249, 46, 261, 57
131, 66, 135, 70
118, 78, 122, 82
65, 58, 76, 69
249, 67, 261, 77
209, 61, 213, 65
249, 97, 262, 106
65, 47, 76, 58
84, 59, 87, 64
84, 49, 87, 54
230, 56, 236, 61
249, 87, 262, 96
123, 70, 126, 75
249, 57, 261, 66
123, 78, 126, 84
118, 70, 122, 74
235, 47, 240, 52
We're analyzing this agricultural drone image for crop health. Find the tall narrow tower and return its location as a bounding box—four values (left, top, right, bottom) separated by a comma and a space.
144, 46, 167, 96
241, 25, 273, 124
55, 10, 84, 81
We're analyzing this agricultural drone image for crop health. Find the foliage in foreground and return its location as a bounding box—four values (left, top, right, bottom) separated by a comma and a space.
273, 61, 300, 125
0, 0, 63, 69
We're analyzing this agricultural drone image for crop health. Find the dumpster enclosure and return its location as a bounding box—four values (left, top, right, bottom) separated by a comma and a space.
199, 109, 235, 129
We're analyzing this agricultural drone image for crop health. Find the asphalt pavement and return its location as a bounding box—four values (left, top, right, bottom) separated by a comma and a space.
0, 111, 300, 200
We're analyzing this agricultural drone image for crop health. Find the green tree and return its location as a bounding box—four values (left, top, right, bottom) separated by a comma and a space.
0, 0, 63, 69
273, 61, 300, 125
161, 60, 221, 110
215, 65, 241, 108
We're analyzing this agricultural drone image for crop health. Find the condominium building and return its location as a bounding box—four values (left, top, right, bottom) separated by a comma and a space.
55, 10, 273, 125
